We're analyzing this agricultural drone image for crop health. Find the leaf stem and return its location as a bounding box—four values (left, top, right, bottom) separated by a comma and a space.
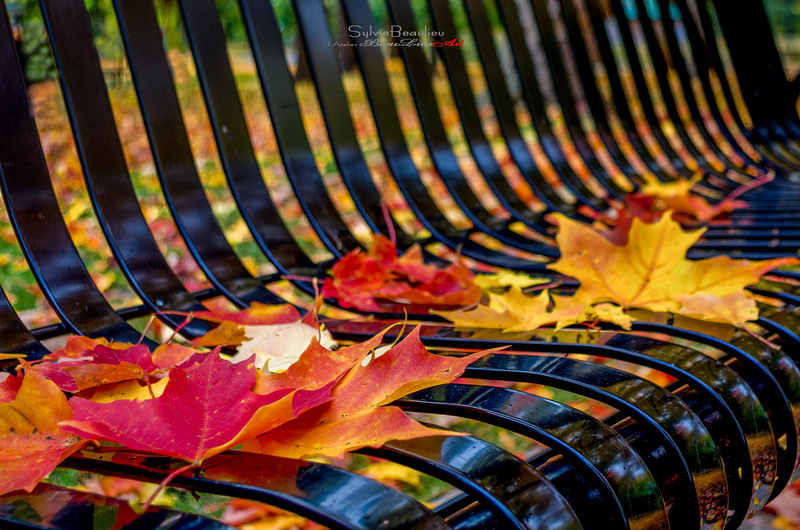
382, 202, 396, 247
710, 171, 775, 217
141, 463, 195, 513
164, 313, 194, 344
137, 315, 156, 345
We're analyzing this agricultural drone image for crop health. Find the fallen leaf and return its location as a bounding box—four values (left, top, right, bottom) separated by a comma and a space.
322, 235, 481, 311
247, 406, 447, 461
151, 343, 202, 369
41, 336, 133, 362
87, 377, 169, 403
639, 176, 748, 223
30, 344, 156, 393
246, 327, 496, 459
60, 351, 332, 465
672, 291, 759, 326
255, 325, 394, 395
590, 303, 633, 330
0, 372, 84, 494
193, 321, 247, 348
0, 373, 23, 403
548, 212, 799, 326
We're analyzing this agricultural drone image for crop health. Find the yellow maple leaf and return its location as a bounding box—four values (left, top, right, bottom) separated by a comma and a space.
589, 303, 633, 330
435, 286, 547, 330
436, 287, 596, 332
548, 212, 799, 326
88, 377, 169, 403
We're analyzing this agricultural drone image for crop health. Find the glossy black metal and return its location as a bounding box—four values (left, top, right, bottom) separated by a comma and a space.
66, 450, 451, 530
361, 434, 583, 530
39, 0, 212, 338
464, 353, 726, 529
398, 384, 669, 529
0, 0, 148, 346
325, 318, 774, 526
0, 483, 235, 530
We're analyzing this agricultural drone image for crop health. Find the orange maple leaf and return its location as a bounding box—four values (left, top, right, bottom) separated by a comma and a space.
0, 372, 86, 494
244, 326, 497, 459
28, 342, 158, 393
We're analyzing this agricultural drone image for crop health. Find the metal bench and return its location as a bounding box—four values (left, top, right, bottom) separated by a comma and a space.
2, 0, 800, 528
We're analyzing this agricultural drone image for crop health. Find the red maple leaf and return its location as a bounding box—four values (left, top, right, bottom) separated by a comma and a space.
59, 351, 332, 465
322, 235, 481, 311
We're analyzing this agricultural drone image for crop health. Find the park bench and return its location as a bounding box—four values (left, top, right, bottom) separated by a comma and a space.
2, 0, 800, 528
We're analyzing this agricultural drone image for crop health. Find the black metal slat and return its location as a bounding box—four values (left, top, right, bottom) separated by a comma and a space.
115, 0, 286, 308
399, 384, 670, 530
0, 0, 146, 346
65, 452, 452, 530
39, 0, 212, 338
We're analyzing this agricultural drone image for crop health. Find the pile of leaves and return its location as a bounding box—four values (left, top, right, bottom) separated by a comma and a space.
439, 212, 798, 330
0, 306, 495, 496
321, 234, 481, 311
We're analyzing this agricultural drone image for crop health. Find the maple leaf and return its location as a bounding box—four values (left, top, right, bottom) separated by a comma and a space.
436, 286, 549, 330
595, 174, 773, 243
41, 336, 133, 361
59, 351, 332, 465
594, 193, 663, 245
0, 373, 23, 402
322, 235, 481, 311
245, 327, 496, 459
254, 325, 393, 396
192, 299, 335, 371
29, 343, 156, 393
639, 175, 750, 223
441, 213, 795, 330
436, 287, 602, 331
193, 321, 247, 348
548, 212, 800, 326
0, 372, 85, 494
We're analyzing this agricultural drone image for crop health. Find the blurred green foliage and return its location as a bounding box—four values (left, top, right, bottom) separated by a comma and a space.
764, 0, 800, 36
